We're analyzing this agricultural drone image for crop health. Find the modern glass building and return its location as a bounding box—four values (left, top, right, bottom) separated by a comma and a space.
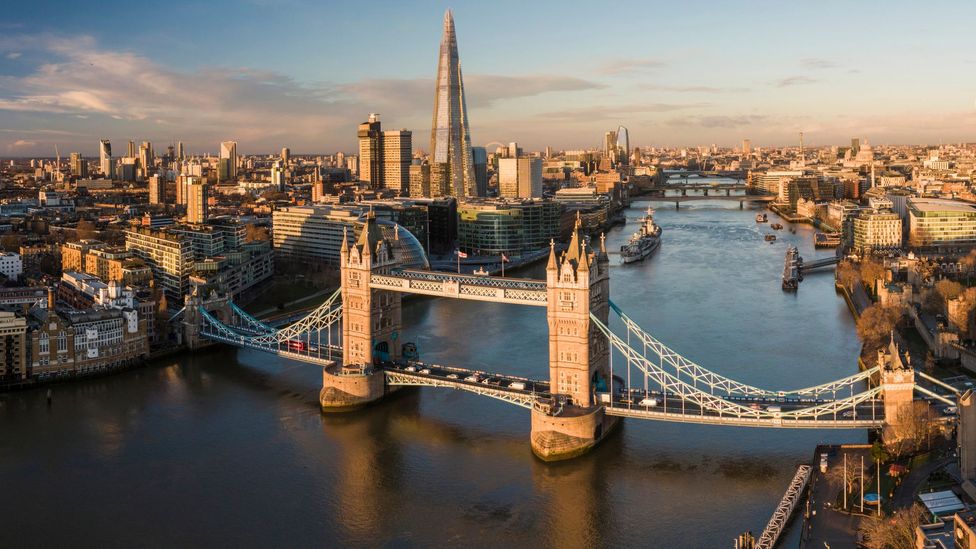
908, 198, 976, 248
457, 199, 562, 256
429, 10, 476, 198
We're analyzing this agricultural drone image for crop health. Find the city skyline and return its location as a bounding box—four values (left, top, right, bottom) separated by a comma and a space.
2, 1, 976, 156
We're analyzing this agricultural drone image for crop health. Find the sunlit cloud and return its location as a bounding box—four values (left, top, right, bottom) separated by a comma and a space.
775, 76, 818, 87
599, 57, 668, 76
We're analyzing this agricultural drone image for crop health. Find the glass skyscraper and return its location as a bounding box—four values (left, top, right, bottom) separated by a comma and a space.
429, 10, 476, 198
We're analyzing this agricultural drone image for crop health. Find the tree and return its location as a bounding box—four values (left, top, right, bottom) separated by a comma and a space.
920, 288, 943, 315
860, 259, 886, 291
245, 224, 270, 242
858, 504, 927, 549
75, 220, 97, 241
826, 452, 864, 502
935, 279, 964, 302
856, 304, 903, 351
0, 234, 21, 253
836, 260, 860, 289
961, 249, 976, 274
885, 401, 944, 458
870, 440, 890, 464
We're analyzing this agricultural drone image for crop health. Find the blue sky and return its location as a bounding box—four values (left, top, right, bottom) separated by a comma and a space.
1, 0, 975, 156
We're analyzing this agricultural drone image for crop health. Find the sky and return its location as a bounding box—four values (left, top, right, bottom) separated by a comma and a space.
1, 0, 975, 157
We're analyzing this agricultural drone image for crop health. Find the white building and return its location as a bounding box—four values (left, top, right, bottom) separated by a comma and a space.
853, 210, 902, 253
0, 253, 22, 281
908, 198, 976, 248
498, 157, 543, 199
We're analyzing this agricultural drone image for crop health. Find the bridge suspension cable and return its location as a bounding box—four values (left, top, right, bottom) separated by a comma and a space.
608, 300, 880, 398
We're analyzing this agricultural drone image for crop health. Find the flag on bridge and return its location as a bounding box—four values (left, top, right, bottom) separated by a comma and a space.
456, 250, 468, 258
501, 253, 509, 263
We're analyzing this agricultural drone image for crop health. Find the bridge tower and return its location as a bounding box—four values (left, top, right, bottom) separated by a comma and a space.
320, 214, 402, 411
878, 335, 917, 441
532, 219, 617, 461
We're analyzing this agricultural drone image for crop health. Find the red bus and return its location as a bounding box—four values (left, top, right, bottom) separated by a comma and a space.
286, 340, 307, 352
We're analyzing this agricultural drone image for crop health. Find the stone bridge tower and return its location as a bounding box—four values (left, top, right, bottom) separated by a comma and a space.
878, 334, 917, 441
532, 219, 616, 461
321, 214, 402, 411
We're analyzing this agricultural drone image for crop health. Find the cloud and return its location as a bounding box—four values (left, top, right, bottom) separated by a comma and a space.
0, 34, 605, 154
799, 57, 837, 69
643, 84, 750, 94
600, 57, 667, 75
775, 76, 817, 87
537, 102, 707, 121
7, 139, 36, 151
5, 52, 21, 59
665, 114, 768, 128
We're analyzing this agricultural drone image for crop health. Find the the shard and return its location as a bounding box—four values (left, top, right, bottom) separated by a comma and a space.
429, 10, 476, 198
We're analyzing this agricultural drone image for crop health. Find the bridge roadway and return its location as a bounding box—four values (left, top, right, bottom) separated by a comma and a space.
604, 388, 886, 428
380, 362, 886, 428
633, 195, 776, 203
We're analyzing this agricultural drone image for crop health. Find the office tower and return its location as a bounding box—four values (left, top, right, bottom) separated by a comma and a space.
545, 145, 552, 159
176, 174, 189, 205
507, 142, 521, 158
271, 162, 285, 191
176, 141, 185, 161
127, 140, 137, 158
219, 141, 238, 181
120, 157, 138, 182
149, 175, 165, 205
69, 153, 88, 178
311, 180, 326, 202
336, 151, 345, 169
742, 139, 752, 155
604, 131, 617, 161
409, 160, 431, 198
186, 179, 208, 224
498, 157, 543, 199
99, 139, 114, 179
358, 113, 383, 188
429, 10, 476, 197
471, 146, 487, 197
281, 147, 290, 164
615, 126, 629, 165
382, 129, 411, 194
139, 141, 153, 175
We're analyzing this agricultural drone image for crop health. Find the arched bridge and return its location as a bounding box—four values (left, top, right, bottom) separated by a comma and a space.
195, 215, 954, 461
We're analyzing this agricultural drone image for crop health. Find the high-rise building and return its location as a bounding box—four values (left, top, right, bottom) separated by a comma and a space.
186, 180, 208, 224
742, 139, 752, 155
99, 139, 113, 179
139, 141, 153, 176
498, 157, 543, 199
471, 146, 488, 197
176, 141, 185, 161
409, 160, 431, 198
382, 129, 411, 194
149, 175, 166, 205
127, 140, 137, 159
358, 113, 383, 188
219, 141, 238, 181
429, 10, 476, 198
281, 147, 290, 164
271, 162, 286, 191
69, 152, 88, 178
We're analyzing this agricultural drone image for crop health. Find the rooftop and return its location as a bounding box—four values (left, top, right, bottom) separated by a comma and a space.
909, 198, 976, 213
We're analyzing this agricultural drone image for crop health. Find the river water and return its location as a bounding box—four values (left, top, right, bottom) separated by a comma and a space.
0, 190, 864, 548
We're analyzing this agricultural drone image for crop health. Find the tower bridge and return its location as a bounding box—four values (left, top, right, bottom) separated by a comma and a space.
195, 213, 953, 461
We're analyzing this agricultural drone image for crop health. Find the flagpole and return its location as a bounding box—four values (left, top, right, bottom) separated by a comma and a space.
501, 254, 505, 277
457, 251, 460, 274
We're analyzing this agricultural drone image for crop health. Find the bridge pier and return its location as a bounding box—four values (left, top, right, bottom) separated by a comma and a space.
319, 364, 390, 411
675, 201, 679, 210
531, 405, 619, 461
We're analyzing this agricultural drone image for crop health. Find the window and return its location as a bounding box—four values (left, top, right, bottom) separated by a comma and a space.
39, 333, 49, 354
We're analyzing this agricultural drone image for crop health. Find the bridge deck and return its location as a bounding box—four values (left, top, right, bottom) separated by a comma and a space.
370, 269, 548, 306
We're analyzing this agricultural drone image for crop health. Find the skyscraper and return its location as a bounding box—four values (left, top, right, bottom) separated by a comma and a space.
498, 157, 542, 199
471, 146, 487, 197
382, 129, 412, 194
176, 141, 185, 161
149, 175, 165, 205
139, 141, 153, 176
358, 113, 383, 188
429, 10, 476, 198
186, 179, 208, 224
281, 147, 290, 164
99, 139, 113, 179
219, 141, 238, 181
69, 152, 88, 178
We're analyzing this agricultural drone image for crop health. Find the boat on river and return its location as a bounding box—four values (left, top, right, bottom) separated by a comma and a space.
620, 208, 662, 264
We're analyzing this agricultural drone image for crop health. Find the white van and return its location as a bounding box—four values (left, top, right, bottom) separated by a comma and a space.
766, 405, 782, 413
509, 381, 526, 390
639, 397, 659, 407
819, 453, 828, 473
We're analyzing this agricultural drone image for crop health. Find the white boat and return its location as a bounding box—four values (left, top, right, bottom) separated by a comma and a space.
620, 208, 662, 264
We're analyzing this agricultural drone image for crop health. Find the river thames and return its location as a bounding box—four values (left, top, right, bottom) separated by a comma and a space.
0, 193, 864, 547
